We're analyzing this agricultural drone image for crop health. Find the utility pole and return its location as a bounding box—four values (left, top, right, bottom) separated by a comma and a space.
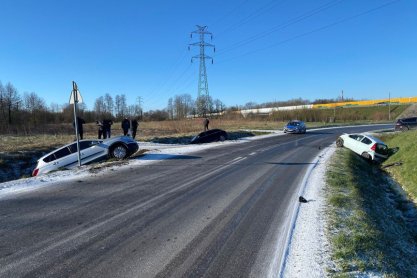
189, 25, 215, 117
388, 92, 391, 121
136, 96, 143, 119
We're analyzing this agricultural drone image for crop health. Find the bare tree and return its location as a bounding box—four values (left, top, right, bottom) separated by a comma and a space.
4, 82, 21, 124
173, 94, 194, 119
167, 97, 174, 120
0, 81, 5, 124
213, 99, 225, 113
104, 93, 114, 115
94, 96, 105, 116
23, 92, 46, 112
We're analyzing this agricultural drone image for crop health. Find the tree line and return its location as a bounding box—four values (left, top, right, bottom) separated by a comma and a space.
0, 80, 226, 134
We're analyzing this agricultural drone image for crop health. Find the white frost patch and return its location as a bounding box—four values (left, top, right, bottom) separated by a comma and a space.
282, 146, 336, 278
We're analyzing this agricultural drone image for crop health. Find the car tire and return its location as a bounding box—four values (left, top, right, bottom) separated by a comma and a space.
361, 152, 372, 161
219, 135, 226, 142
110, 144, 128, 160
336, 138, 344, 147
401, 126, 409, 132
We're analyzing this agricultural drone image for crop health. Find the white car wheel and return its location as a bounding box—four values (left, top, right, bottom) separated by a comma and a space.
111, 145, 128, 160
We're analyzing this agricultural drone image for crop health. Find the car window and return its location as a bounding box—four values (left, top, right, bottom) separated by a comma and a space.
68, 143, 78, 153
289, 122, 299, 126
349, 134, 363, 141
54, 147, 71, 159
361, 137, 372, 145
43, 153, 56, 163
79, 141, 98, 150
67, 141, 100, 153
403, 118, 417, 123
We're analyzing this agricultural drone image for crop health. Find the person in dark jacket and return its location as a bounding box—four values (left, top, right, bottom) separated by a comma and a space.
121, 118, 130, 136
203, 117, 210, 131
73, 117, 86, 140
131, 118, 139, 139
102, 119, 113, 138
96, 120, 104, 139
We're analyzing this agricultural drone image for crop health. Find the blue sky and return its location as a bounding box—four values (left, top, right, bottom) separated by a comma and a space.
1, 0, 416, 111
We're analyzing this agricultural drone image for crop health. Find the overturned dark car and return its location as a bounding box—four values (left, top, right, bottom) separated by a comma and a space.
190, 129, 228, 144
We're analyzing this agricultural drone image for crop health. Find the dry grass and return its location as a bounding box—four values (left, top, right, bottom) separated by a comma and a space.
0, 118, 384, 152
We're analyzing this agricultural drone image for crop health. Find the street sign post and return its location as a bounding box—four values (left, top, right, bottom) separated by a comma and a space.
70, 81, 83, 167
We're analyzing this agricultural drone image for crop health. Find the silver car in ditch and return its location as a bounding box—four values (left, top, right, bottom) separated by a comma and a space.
32, 136, 139, 176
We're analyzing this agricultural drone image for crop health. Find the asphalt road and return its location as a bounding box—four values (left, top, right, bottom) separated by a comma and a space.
0, 125, 392, 278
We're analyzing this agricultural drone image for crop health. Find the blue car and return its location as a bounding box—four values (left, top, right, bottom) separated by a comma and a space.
283, 120, 307, 134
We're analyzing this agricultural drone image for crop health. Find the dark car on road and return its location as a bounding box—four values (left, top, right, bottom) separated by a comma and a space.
190, 129, 228, 144
395, 117, 417, 131
283, 120, 306, 134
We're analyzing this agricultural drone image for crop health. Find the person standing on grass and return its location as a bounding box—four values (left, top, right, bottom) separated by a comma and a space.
121, 118, 130, 136
102, 119, 113, 138
73, 116, 85, 140
203, 117, 210, 131
131, 118, 139, 139
96, 120, 104, 139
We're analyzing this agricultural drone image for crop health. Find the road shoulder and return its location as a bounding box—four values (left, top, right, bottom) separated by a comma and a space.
282, 146, 336, 277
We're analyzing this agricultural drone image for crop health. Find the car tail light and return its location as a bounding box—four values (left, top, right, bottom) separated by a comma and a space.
32, 168, 39, 177
370, 144, 376, 151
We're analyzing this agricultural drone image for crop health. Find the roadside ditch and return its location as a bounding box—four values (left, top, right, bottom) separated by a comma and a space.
325, 148, 417, 276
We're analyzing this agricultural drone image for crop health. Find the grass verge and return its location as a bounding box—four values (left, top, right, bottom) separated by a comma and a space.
326, 148, 417, 277
379, 130, 417, 202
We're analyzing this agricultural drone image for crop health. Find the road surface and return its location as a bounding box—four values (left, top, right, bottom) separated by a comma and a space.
0, 125, 392, 277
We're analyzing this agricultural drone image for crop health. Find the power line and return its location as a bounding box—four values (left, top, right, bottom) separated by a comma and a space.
216, 0, 288, 37
217, 0, 400, 64
209, 0, 251, 27
216, 0, 344, 56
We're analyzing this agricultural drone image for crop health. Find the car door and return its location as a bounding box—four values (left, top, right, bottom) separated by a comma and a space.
344, 134, 363, 154
79, 140, 104, 163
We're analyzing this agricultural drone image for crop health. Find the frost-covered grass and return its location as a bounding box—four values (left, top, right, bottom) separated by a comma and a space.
326, 148, 417, 277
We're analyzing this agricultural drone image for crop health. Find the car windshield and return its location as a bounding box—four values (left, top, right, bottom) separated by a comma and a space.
288, 122, 300, 126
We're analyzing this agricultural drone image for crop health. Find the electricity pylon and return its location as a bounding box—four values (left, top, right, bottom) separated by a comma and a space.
189, 25, 215, 116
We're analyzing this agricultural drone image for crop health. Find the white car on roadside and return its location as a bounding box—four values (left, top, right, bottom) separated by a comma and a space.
32, 136, 139, 176
336, 133, 389, 162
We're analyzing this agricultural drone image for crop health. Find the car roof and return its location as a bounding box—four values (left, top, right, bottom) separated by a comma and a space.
365, 135, 386, 144
347, 133, 386, 145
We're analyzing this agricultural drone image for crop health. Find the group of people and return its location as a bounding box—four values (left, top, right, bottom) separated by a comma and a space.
73, 117, 139, 140
121, 118, 139, 138
96, 119, 114, 139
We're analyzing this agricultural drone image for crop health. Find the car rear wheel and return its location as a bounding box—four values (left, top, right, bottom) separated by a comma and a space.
361, 152, 372, 161
111, 144, 128, 160
219, 135, 226, 142
336, 138, 344, 147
